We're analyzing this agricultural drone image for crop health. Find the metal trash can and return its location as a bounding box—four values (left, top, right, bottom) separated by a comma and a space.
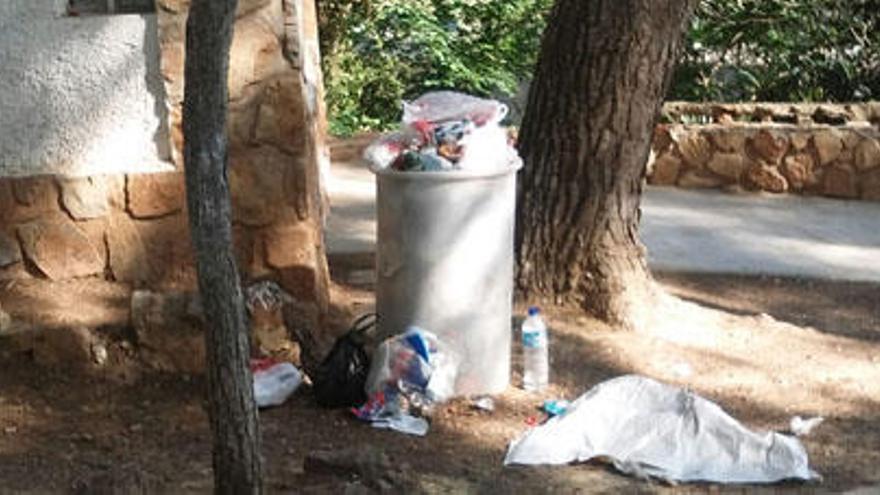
372, 158, 522, 396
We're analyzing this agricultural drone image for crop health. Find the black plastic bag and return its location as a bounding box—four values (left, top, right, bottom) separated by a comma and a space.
312, 313, 376, 408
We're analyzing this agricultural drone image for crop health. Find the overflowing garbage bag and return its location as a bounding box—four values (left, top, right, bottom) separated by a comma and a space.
364, 91, 518, 173
504, 375, 820, 484
353, 327, 459, 436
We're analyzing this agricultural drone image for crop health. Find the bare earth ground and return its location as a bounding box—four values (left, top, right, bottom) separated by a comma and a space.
1, 266, 878, 493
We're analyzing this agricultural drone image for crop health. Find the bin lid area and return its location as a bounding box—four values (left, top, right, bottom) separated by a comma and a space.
369, 157, 523, 182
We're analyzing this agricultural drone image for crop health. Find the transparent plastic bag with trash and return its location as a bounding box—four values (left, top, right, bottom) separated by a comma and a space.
363, 91, 516, 173
352, 326, 459, 436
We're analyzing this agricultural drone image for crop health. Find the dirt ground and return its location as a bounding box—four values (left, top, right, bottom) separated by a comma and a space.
1, 266, 878, 493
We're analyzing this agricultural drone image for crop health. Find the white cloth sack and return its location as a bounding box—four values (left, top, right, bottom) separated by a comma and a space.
504, 375, 819, 484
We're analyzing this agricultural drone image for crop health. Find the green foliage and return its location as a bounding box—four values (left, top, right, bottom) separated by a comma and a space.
670, 0, 880, 102
319, 0, 552, 135
319, 0, 879, 134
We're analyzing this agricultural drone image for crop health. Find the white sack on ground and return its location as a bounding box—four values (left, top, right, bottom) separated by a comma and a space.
504, 375, 819, 484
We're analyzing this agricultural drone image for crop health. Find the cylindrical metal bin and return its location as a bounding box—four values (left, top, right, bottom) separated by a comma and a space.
372, 159, 521, 396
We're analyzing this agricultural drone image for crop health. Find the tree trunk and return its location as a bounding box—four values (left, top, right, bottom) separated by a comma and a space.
183, 0, 263, 492
515, 0, 696, 329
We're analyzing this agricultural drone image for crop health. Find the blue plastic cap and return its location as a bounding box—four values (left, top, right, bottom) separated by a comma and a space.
527, 306, 540, 316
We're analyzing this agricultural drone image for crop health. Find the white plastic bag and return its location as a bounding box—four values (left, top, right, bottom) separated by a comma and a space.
505, 375, 820, 484
252, 361, 302, 408
456, 123, 514, 172
402, 91, 508, 127
365, 327, 458, 405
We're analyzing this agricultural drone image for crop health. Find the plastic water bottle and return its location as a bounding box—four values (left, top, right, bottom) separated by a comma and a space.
522, 306, 548, 391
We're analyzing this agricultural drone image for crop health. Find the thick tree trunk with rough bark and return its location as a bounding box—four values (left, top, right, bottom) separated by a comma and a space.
183, 0, 263, 492
516, 0, 696, 329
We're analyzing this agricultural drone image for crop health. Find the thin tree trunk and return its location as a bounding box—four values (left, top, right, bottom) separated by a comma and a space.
183, 0, 263, 492
515, 0, 696, 329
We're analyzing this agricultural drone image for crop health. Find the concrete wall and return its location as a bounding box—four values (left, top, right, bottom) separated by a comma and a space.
0, 1, 171, 177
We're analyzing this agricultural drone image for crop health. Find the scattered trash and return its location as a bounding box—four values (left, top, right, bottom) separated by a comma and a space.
354, 327, 459, 436
251, 358, 302, 408
790, 416, 824, 437
505, 375, 820, 484
521, 306, 549, 392
471, 396, 495, 413
364, 91, 518, 173
312, 313, 376, 408
244, 280, 293, 312
541, 399, 569, 417
90, 342, 108, 366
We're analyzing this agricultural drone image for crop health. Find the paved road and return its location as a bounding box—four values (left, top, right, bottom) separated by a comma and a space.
326, 160, 880, 282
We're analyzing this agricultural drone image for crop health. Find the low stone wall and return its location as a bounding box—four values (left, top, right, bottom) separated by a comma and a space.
648, 103, 880, 200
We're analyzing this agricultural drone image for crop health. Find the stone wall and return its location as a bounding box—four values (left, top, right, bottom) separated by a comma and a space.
648, 102, 880, 200
0, 0, 330, 313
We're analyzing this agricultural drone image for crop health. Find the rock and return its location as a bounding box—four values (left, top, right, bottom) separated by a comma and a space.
652, 125, 673, 153
677, 170, 724, 189
12, 176, 56, 206
229, 147, 289, 226
227, 104, 258, 147
790, 133, 810, 151
860, 169, 880, 201
156, 0, 188, 14
59, 176, 109, 220
706, 153, 747, 180
709, 129, 747, 153
744, 163, 788, 193
255, 75, 307, 154
127, 173, 184, 219
0, 307, 11, 333
8, 177, 58, 222
782, 153, 816, 191
823, 167, 858, 198
750, 130, 788, 164
107, 214, 149, 283
105, 175, 128, 210
854, 138, 880, 171
0, 231, 22, 267
0, 180, 14, 223
263, 222, 317, 269
676, 132, 713, 167
237, 0, 272, 18
33, 327, 96, 369
813, 130, 843, 166
131, 290, 205, 373
304, 447, 393, 482
136, 214, 195, 287
648, 153, 681, 186
228, 15, 282, 101
17, 220, 104, 280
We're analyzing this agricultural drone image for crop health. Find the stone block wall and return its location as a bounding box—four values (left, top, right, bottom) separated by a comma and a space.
648, 102, 880, 201
0, 0, 330, 312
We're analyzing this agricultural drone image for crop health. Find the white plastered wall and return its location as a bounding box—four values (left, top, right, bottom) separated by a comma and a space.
0, 1, 172, 177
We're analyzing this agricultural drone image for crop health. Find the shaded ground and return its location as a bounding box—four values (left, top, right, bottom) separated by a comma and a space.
1, 268, 879, 493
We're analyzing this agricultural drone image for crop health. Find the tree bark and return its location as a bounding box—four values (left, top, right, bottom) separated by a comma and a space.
515, 0, 696, 329
183, 0, 263, 492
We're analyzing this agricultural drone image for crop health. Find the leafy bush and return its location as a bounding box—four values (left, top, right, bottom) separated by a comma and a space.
319, 0, 879, 134
318, 0, 551, 135
670, 0, 880, 102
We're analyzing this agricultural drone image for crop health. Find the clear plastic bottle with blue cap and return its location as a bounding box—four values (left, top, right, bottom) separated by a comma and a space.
521, 306, 549, 391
